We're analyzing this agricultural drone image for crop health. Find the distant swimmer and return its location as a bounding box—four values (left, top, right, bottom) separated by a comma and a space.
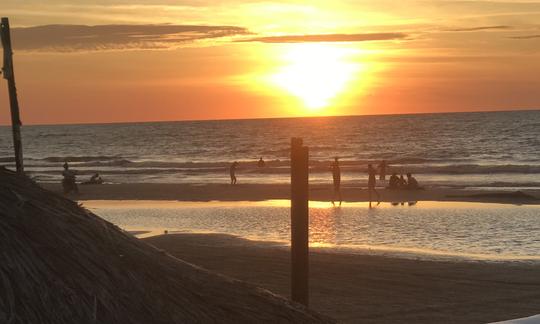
230, 161, 238, 185
367, 164, 380, 207
258, 157, 266, 168
378, 160, 388, 181
406, 173, 421, 190
331, 157, 342, 206
62, 162, 79, 194
388, 172, 399, 189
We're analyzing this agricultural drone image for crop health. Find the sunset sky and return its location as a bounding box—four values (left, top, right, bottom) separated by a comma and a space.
1, 0, 540, 124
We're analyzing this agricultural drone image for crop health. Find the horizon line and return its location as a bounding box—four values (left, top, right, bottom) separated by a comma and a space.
0, 107, 538, 127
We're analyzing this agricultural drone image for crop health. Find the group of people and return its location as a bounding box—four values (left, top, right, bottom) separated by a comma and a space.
63, 156, 420, 204
229, 158, 420, 205
331, 158, 421, 207
388, 172, 420, 190
61, 162, 103, 194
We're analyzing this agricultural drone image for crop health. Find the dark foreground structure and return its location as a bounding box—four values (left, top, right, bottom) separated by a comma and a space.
0, 168, 333, 324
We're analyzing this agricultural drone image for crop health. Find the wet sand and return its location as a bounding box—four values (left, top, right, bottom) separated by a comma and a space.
41, 182, 540, 204
145, 233, 540, 324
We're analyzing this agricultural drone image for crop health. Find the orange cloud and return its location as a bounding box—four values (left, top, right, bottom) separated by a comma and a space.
238, 33, 407, 43
11, 24, 250, 52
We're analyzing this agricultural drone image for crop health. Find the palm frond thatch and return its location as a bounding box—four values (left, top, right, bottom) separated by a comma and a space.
0, 168, 333, 324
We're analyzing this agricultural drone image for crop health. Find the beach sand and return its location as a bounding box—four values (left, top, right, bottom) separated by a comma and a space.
145, 233, 540, 324
40, 180, 540, 322
41, 182, 540, 204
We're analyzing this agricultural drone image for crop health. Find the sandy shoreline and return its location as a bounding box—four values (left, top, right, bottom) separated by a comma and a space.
144, 233, 540, 324
41, 182, 540, 204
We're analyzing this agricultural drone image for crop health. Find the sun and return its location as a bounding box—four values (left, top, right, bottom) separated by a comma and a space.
269, 43, 363, 112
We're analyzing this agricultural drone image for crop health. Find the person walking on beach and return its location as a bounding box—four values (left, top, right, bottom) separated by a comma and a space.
331, 157, 342, 206
367, 164, 380, 207
378, 160, 388, 181
230, 161, 238, 185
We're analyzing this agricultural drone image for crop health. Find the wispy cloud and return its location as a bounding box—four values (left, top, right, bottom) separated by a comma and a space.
237, 33, 407, 43
11, 24, 251, 52
508, 34, 540, 39
443, 25, 512, 32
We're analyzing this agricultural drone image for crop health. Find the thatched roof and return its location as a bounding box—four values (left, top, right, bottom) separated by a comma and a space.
0, 168, 333, 324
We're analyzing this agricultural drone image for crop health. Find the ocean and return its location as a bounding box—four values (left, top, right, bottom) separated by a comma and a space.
1, 110, 539, 189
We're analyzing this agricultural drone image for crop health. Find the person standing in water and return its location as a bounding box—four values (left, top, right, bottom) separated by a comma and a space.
230, 161, 238, 185
378, 160, 388, 181
367, 164, 380, 207
257, 157, 265, 168
331, 157, 342, 206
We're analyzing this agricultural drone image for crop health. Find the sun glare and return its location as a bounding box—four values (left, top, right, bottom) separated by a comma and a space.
269, 43, 363, 112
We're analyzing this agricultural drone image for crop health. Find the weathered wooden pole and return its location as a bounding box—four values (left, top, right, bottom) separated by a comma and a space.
290, 137, 309, 306
1, 17, 24, 174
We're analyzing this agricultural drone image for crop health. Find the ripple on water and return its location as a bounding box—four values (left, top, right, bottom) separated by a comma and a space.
85, 200, 540, 262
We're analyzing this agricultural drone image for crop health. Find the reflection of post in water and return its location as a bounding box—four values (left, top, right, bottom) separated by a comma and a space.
1, 17, 24, 174
290, 138, 309, 306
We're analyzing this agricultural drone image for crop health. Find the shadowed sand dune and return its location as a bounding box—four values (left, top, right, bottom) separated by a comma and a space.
0, 168, 333, 323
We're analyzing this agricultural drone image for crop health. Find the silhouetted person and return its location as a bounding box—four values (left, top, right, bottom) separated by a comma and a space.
378, 160, 388, 181
406, 173, 420, 190
258, 157, 265, 168
398, 174, 407, 188
367, 164, 380, 207
331, 157, 342, 206
62, 162, 79, 194
230, 161, 238, 185
388, 172, 399, 189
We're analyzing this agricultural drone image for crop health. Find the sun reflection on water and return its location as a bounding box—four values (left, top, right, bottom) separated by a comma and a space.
85, 200, 540, 262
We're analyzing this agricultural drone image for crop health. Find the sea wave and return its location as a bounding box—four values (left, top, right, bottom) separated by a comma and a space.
410, 164, 540, 175
41, 156, 123, 162
0, 157, 15, 163
24, 163, 540, 176
11, 155, 540, 175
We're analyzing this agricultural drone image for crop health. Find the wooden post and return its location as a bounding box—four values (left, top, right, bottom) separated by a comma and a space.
290, 137, 309, 306
1, 17, 24, 174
